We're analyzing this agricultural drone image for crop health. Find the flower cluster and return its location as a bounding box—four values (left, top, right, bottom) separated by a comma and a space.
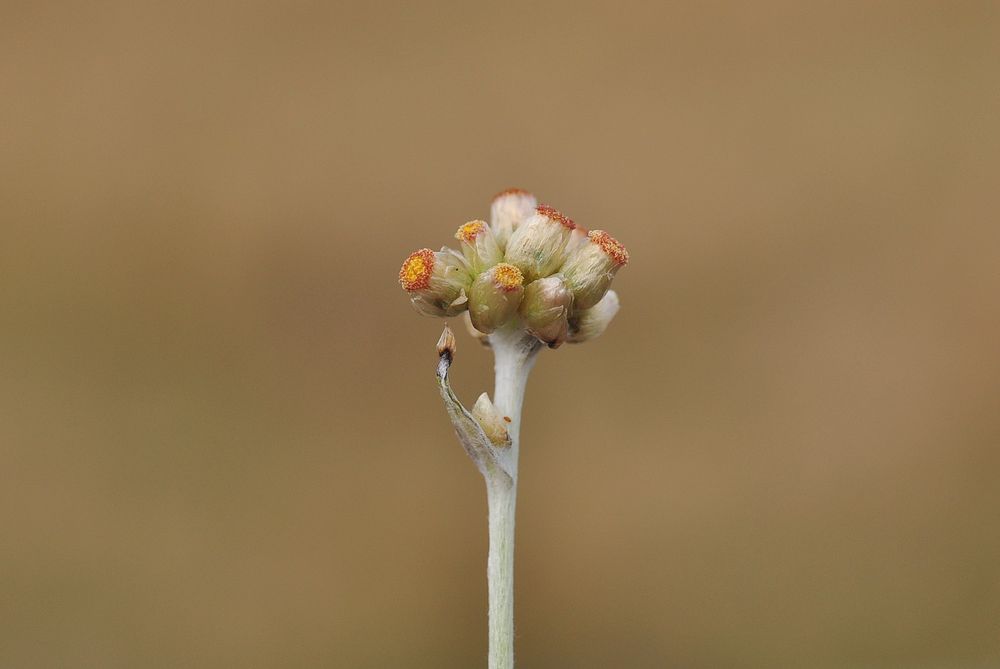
399, 189, 628, 347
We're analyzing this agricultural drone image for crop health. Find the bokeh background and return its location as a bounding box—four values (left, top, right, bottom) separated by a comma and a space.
3, 2, 1000, 667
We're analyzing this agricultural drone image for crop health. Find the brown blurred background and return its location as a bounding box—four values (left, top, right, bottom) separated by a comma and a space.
3, 1, 999, 667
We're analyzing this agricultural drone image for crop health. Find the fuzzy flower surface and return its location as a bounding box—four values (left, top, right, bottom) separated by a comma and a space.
399, 189, 628, 346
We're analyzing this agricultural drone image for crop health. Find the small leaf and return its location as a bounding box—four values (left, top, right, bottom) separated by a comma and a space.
435, 326, 513, 481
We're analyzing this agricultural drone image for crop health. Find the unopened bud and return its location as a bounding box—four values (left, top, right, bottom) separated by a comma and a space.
563, 225, 591, 257
568, 290, 620, 343
399, 247, 472, 317
436, 324, 456, 358
471, 392, 510, 447
468, 263, 525, 334
490, 188, 537, 250
519, 275, 573, 348
559, 230, 629, 309
455, 220, 503, 274
503, 205, 576, 283
462, 311, 491, 347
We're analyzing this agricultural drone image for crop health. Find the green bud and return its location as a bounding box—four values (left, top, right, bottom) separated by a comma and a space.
468, 263, 525, 334
455, 220, 503, 274
568, 290, 620, 343
461, 310, 491, 347
560, 230, 629, 309
519, 275, 573, 348
503, 205, 576, 282
490, 188, 537, 250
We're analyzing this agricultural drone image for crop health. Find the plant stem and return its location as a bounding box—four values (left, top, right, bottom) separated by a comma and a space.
485, 477, 516, 669
485, 328, 540, 669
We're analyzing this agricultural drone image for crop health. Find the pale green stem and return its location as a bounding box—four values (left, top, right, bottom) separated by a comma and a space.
485, 328, 540, 669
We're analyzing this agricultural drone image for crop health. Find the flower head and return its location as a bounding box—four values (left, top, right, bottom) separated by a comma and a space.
399, 247, 472, 317
469, 263, 525, 334
455, 220, 503, 274
503, 205, 576, 283
399, 189, 627, 346
519, 275, 573, 348
490, 188, 537, 250
559, 230, 629, 309
568, 290, 620, 343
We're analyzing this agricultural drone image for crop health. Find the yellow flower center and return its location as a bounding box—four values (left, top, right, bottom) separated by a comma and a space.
399, 249, 435, 291
455, 220, 488, 243
491, 263, 524, 292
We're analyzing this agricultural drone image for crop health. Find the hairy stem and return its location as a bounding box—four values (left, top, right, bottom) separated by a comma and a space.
485, 328, 540, 669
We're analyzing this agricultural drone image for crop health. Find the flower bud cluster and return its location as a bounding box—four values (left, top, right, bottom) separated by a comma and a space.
399, 189, 628, 346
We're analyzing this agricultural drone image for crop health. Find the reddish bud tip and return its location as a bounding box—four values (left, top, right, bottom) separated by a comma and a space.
492, 187, 533, 201
535, 205, 576, 230
588, 230, 629, 266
